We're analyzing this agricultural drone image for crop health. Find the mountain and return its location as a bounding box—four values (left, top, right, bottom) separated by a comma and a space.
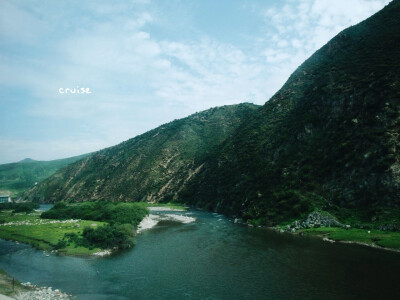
0, 154, 88, 197
178, 1, 400, 225
19, 158, 36, 163
24, 1, 399, 227
24, 104, 259, 203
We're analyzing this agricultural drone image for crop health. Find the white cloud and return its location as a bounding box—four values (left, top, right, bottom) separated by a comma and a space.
0, 0, 391, 163
1, 2, 272, 118
258, 0, 390, 94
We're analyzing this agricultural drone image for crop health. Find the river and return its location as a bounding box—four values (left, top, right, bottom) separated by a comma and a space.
1, 208, 400, 299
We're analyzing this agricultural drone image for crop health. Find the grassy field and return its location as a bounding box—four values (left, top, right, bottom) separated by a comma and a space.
0, 210, 105, 255
146, 202, 188, 210
302, 227, 400, 250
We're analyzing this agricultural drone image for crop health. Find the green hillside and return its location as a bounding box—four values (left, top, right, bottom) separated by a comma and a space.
0, 155, 88, 197
23, 1, 400, 231
24, 104, 259, 203
179, 1, 400, 225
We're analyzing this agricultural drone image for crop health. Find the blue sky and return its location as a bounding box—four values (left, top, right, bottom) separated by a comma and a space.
0, 0, 390, 164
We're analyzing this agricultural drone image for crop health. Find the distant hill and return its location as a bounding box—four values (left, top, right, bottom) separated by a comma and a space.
19, 158, 36, 163
23, 104, 259, 203
0, 154, 88, 197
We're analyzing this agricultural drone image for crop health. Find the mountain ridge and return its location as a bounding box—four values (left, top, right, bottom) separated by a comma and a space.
24, 103, 259, 203
0, 154, 89, 197
176, 0, 400, 224
24, 1, 400, 227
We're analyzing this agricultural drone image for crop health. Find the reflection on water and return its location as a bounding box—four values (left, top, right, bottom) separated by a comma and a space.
1, 209, 400, 299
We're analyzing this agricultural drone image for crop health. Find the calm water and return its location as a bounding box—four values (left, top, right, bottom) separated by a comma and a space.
37, 204, 54, 211
1, 209, 400, 299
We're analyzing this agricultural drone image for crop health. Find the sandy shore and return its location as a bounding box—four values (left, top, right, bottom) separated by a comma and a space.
137, 213, 195, 233
93, 249, 112, 256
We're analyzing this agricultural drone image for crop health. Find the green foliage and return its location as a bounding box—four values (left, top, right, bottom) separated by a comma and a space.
0, 202, 39, 213
41, 201, 148, 227
108, 203, 148, 226
54, 239, 67, 250
0, 210, 105, 255
40, 201, 148, 251
59, 224, 135, 250
84, 224, 134, 249
303, 227, 400, 250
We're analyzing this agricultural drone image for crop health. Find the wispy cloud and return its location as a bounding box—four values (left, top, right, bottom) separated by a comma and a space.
258, 0, 390, 89
0, 0, 390, 163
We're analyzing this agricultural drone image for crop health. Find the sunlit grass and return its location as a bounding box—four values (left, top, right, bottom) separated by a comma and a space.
303, 227, 400, 250
0, 211, 104, 255
146, 202, 188, 210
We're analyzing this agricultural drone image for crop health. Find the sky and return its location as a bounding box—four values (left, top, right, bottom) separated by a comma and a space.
0, 0, 391, 164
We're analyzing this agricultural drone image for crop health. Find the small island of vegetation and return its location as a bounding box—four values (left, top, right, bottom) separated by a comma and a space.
0, 201, 149, 256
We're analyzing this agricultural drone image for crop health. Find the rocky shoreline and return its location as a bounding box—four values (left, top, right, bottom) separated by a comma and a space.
234, 211, 345, 231
137, 212, 196, 233
234, 211, 400, 253
277, 211, 347, 233
15, 284, 73, 300
0, 270, 73, 300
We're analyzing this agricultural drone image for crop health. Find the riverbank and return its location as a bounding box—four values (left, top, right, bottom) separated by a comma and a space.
0, 210, 105, 256
1, 201, 151, 256
0, 202, 187, 257
236, 210, 400, 252
148, 206, 400, 253
3, 203, 399, 256
3, 208, 399, 299
265, 221, 400, 253
137, 212, 196, 233
236, 209, 399, 252
1, 268, 73, 299
0, 269, 32, 298
301, 227, 400, 252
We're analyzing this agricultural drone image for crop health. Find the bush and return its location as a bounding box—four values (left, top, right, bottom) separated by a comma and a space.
0, 202, 39, 213
12, 203, 39, 213
83, 224, 134, 249
41, 201, 148, 228
59, 224, 135, 250
44, 201, 147, 251
54, 240, 67, 250
53, 202, 67, 209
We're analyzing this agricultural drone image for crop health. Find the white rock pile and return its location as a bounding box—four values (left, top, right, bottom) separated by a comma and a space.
16, 284, 73, 300
137, 214, 196, 233
0, 219, 79, 227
